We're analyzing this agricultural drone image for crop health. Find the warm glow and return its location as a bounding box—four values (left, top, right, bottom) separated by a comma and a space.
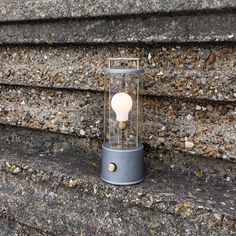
111, 92, 133, 121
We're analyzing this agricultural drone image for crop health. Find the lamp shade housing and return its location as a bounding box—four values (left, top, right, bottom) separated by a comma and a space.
101, 58, 144, 185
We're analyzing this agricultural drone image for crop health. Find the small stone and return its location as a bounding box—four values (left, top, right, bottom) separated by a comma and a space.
174, 58, 180, 67
144, 194, 153, 208
194, 137, 200, 144
222, 154, 228, 160
22, 165, 29, 170
79, 75, 85, 82
202, 49, 211, 60
195, 171, 204, 178
172, 51, 178, 58
61, 112, 68, 119
5, 161, 11, 169
207, 104, 214, 112
79, 129, 86, 136
219, 106, 228, 115
208, 54, 216, 64
148, 53, 152, 61
221, 48, 229, 56
226, 144, 232, 151
157, 137, 165, 143
229, 223, 236, 230
210, 113, 219, 123
213, 213, 222, 221
63, 178, 81, 188
186, 114, 193, 120
196, 105, 202, 110
226, 176, 231, 181
185, 141, 194, 149
12, 167, 21, 174
157, 71, 164, 76
175, 203, 193, 219
228, 115, 235, 122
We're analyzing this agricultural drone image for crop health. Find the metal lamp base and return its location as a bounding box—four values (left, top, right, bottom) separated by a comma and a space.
101, 144, 144, 185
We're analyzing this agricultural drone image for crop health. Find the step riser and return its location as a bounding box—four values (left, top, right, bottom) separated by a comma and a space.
1, 12, 236, 44
0, 83, 235, 160
0, 46, 235, 101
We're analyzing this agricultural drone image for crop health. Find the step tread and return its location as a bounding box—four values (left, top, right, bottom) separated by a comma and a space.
0, 124, 235, 234
0, 142, 236, 235
0, 1, 236, 23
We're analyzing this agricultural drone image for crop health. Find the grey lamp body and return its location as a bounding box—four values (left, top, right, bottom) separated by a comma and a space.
101, 60, 144, 185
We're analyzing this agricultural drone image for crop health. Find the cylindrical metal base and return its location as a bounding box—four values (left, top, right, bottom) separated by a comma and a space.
101, 144, 144, 185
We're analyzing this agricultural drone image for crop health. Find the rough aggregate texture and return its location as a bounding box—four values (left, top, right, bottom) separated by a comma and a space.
1, 124, 235, 183
0, 128, 235, 235
0, 85, 103, 138
0, 85, 235, 160
0, 0, 236, 22
1, 12, 236, 44
0, 217, 47, 236
0, 45, 235, 101
144, 97, 236, 160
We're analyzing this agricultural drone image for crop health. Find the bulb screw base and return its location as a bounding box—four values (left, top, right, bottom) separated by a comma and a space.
118, 121, 128, 130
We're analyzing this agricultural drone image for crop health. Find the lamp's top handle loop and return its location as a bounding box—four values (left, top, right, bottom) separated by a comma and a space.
108, 58, 140, 69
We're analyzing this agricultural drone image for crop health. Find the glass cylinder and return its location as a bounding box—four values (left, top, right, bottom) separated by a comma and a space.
101, 58, 144, 185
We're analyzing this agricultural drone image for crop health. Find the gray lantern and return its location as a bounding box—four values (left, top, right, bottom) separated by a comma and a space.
101, 58, 144, 185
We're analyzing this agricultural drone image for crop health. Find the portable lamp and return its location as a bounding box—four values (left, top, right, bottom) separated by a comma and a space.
101, 58, 144, 185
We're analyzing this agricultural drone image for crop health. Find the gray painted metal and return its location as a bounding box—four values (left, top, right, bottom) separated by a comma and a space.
101, 144, 144, 185
104, 68, 144, 74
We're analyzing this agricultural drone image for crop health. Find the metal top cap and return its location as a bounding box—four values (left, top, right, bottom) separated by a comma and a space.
104, 57, 144, 74
104, 68, 144, 74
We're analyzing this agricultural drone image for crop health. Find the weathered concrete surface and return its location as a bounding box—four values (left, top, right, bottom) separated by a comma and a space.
0, 217, 47, 236
0, 85, 103, 137
0, 0, 236, 22
0, 85, 235, 160
0, 12, 236, 44
1, 124, 235, 181
0, 45, 236, 101
0, 218, 14, 236
0, 129, 235, 235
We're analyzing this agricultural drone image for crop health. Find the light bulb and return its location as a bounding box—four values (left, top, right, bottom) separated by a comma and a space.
111, 92, 133, 121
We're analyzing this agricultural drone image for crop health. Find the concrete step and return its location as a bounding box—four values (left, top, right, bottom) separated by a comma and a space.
1, 0, 236, 23
0, 125, 235, 235
0, 11, 236, 44
0, 45, 235, 102
0, 1, 236, 44
0, 83, 235, 160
